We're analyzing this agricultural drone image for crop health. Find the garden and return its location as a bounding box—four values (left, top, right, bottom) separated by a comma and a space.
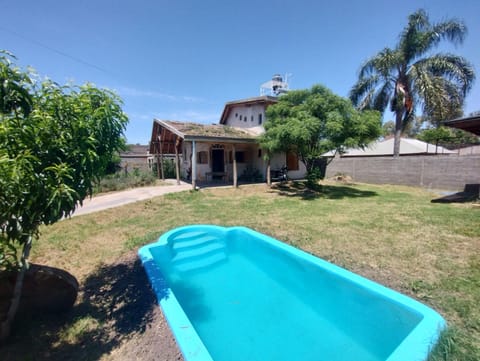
1, 181, 478, 360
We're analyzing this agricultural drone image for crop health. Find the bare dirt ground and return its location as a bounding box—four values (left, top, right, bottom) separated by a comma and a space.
1, 251, 184, 361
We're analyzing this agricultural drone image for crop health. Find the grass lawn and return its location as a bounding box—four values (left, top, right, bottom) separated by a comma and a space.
3, 181, 479, 360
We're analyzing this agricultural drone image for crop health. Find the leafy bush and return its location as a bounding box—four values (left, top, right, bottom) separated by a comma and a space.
94, 169, 157, 194
151, 159, 177, 179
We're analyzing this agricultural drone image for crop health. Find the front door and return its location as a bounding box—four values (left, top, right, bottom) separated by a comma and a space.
211, 148, 224, 174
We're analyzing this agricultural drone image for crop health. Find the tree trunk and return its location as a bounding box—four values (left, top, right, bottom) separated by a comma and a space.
393, 111, 403, 157
0, 236, 32, 341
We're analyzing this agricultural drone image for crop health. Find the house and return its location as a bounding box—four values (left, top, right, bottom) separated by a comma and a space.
323, 137, 456, 157
148, 95, 307, 187
119, 144, 150, 171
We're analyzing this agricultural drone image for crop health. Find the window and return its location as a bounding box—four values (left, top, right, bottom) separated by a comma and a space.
251, 115, 254, 122
258, 113, 263, 125
286, 150, 299, 171
239, 115, 242, 120
258, 149, 262, 158
197, 151, 208, 164
235, 151, 245, 163
235, 113, 238, 117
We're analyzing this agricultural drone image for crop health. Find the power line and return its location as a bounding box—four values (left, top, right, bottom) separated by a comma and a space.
0, 26, 111, 75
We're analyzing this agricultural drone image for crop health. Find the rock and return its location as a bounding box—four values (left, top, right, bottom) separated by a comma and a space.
0, 264, 78, 321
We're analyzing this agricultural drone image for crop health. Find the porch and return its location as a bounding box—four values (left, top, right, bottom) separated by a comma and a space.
149, 119, 264, 188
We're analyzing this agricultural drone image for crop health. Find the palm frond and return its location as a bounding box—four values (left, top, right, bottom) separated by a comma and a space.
358, 48, 400, 79
430, 20, 467, 46
399, 9, 430, 62
398, 9, 467, 65
417, 54, 475, 95
349, 75, 381, 107
372, 81, 393, 112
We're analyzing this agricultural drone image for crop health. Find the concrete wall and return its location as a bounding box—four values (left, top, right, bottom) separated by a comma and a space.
325, 155, 480, 191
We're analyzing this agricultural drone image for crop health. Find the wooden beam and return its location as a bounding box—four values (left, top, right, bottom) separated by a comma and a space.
155, 141, 161, 179
158, 134, 165, 181
175, 136, 181, 185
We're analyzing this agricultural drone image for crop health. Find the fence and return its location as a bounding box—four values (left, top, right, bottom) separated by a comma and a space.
325, 154, 480, 191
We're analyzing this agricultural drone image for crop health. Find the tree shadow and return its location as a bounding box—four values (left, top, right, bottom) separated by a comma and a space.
269, 181, 378, 200
431, 184, 479, 204
1, 252, 158, 361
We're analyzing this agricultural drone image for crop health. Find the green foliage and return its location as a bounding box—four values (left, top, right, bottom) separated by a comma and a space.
418, 126, 454, 144
418, 125, 480, 146
151, 158, 176, 179
350, 9, 475, 156
0, 52, 128, 271
260, 84, 381, 181
0, 51, 33, 116
94, 170, 157, 194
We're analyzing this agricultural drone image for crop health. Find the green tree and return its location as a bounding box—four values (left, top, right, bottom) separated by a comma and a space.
417, 126, 453, 153
260, 84, 381, 183
0, 52, 128, 340
350, 9, 475, 156
418, 126, 479, 148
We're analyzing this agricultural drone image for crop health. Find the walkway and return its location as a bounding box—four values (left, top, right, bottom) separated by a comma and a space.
73, 179, 191, 217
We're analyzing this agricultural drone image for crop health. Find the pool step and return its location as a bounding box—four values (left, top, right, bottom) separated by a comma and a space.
171, 232, 227, 273
174, 252, 227, 273
171, 231, 209, 243
172, 235, 220, 251
172, 242, 225, 262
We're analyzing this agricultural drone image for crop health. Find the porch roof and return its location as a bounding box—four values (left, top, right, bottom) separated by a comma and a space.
444, 115, 480, 136
150, 119, 258, 154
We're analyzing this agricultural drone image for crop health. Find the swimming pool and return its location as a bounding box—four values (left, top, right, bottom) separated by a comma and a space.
138, 225, 445, 361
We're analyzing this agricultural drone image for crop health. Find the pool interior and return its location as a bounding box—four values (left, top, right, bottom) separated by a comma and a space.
141, 225, 445, 361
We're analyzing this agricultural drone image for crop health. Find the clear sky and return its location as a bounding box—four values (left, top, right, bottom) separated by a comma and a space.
2, 0, 479, 144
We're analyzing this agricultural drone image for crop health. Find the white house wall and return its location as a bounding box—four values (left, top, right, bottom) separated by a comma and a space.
270, 152, 307, 180
224, 104, 266, 134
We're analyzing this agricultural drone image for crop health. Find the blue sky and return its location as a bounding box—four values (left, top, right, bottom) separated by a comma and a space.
2, 0, 479, 144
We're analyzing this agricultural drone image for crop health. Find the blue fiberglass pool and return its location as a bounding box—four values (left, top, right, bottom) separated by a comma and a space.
138, 225, 445, 361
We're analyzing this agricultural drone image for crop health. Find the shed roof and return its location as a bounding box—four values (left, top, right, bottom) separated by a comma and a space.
444, 115, 480, 136
323, 138, 456, 157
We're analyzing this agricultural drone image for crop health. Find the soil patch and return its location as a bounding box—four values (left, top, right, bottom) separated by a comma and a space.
0, 251, 183, 361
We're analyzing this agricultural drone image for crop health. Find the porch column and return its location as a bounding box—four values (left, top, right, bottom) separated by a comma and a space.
232, 144, 237, 188
158, 135, 165, 181
175, 136, 181, 185
266, 155, 271, 187
192, 140, 197, 189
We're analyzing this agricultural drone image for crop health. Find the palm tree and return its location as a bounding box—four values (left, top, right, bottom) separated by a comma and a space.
350, 9, 475, 156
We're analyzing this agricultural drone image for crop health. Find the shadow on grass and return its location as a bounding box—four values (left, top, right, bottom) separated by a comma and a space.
270, 181, 378, 200
1, 253, 156, 361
